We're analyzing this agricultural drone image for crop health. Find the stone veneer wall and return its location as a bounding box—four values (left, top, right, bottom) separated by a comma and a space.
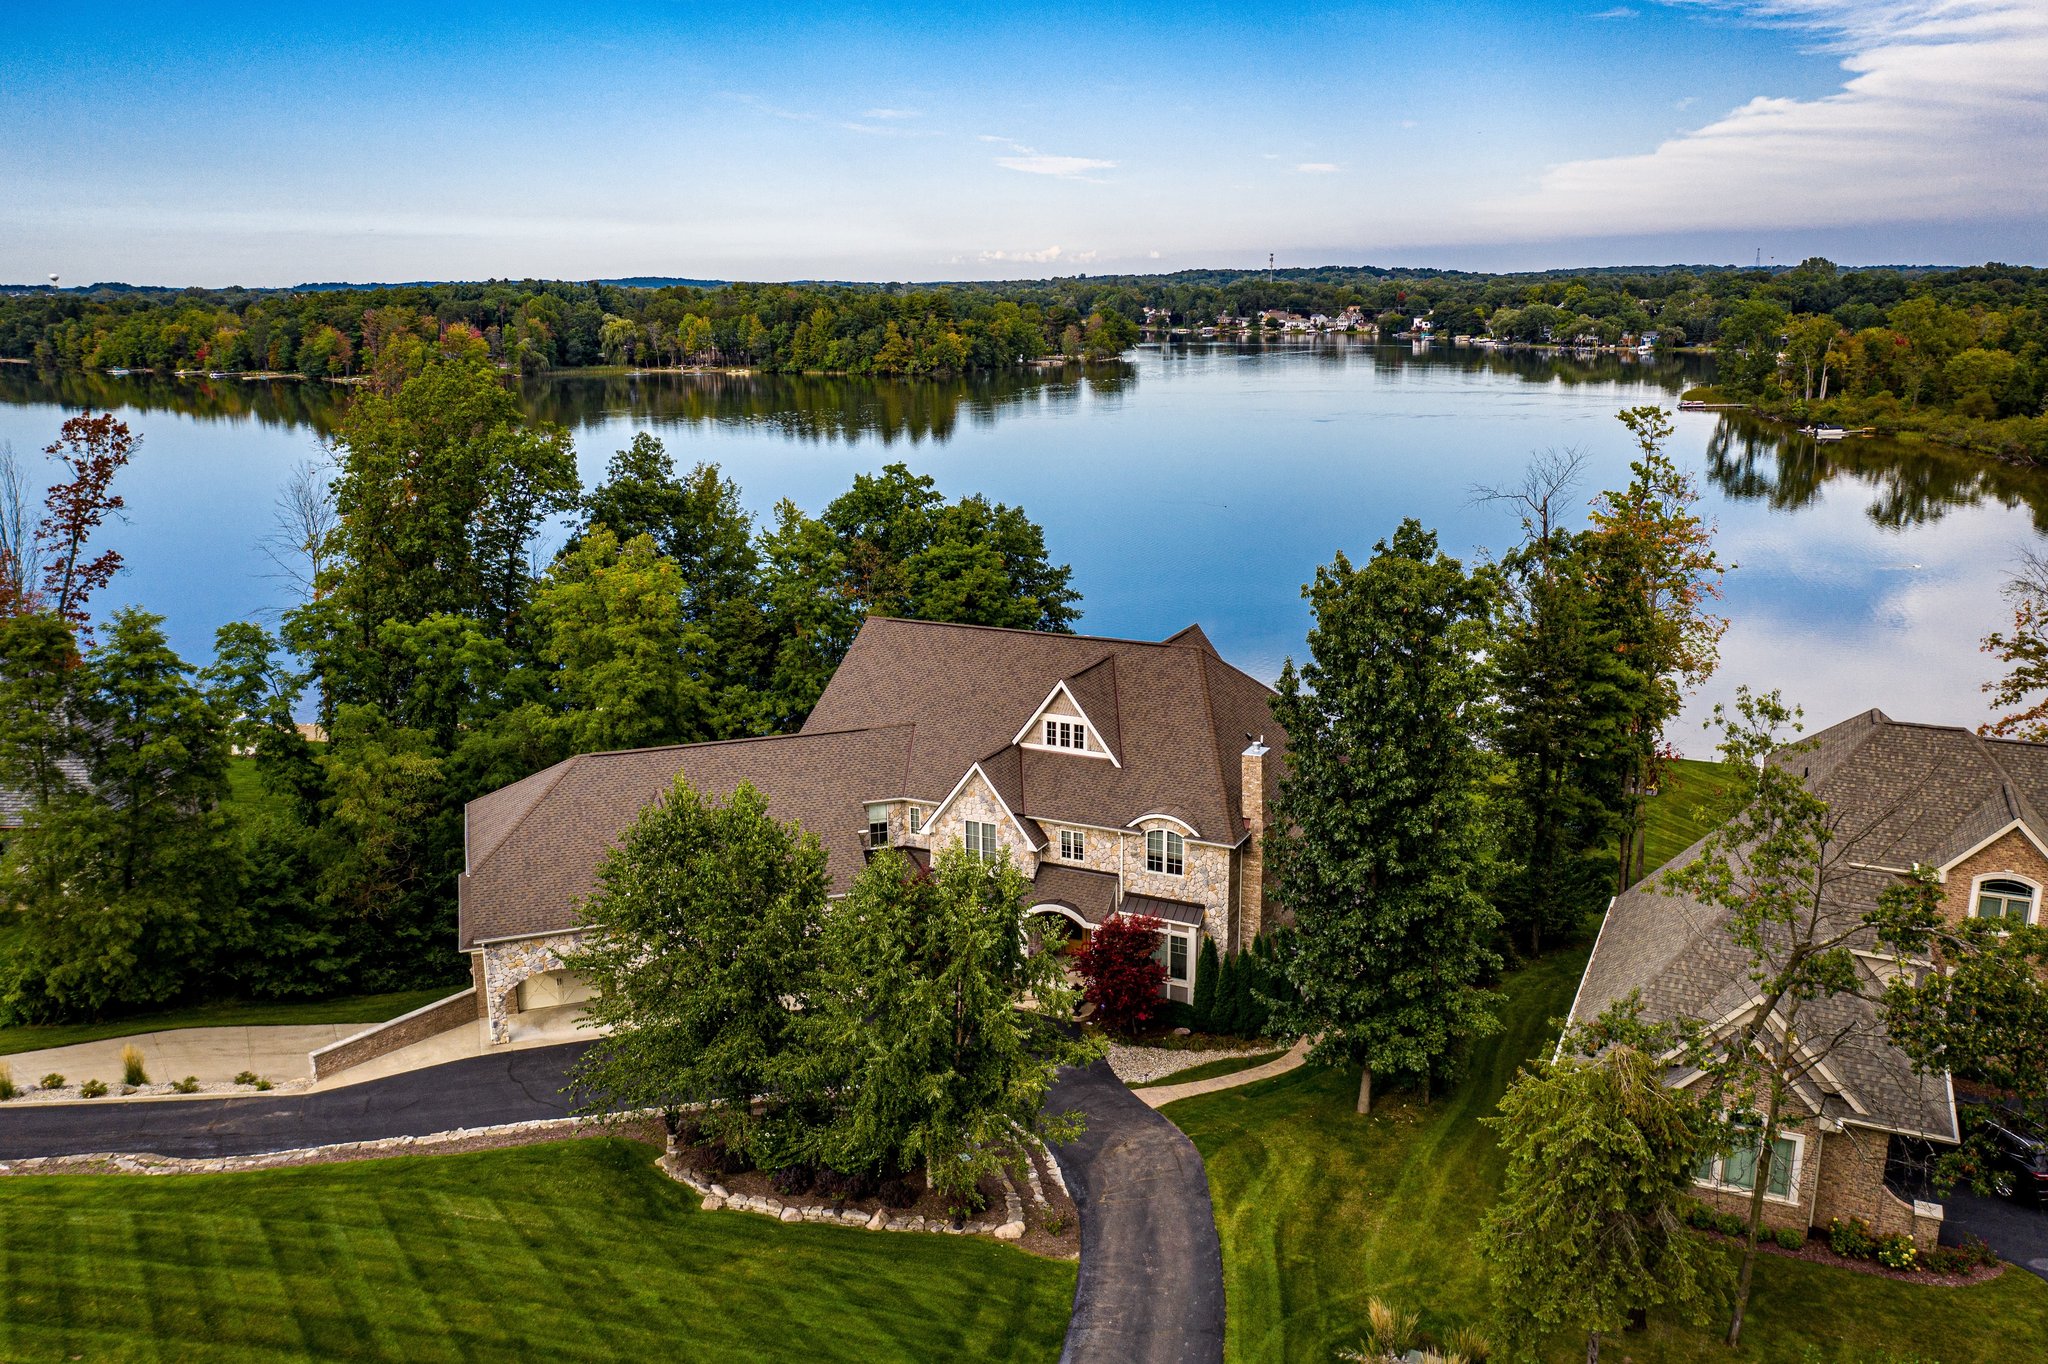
480, 930, 587, 1043
1812, 1123, 1944, 1248
307, 987, 480, 1079
1941, 828, 2048, 929
920, 772, 1041, 879
1121, 822, 1234, 948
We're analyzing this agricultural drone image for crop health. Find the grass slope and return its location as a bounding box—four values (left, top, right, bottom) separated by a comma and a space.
1166, 951, 2048, 1363
0, 1138, 1075, 1364
1643, 756, 1740, 873
0, 988, 459, 1057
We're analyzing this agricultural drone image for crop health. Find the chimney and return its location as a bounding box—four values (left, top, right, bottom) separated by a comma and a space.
1239, 736, 1270, 948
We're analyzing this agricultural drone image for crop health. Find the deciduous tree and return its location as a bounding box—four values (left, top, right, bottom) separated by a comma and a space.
1072, 913, 1167, 1036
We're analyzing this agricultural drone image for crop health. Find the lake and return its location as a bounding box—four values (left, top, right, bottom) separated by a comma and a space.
0, 341, 2038, 753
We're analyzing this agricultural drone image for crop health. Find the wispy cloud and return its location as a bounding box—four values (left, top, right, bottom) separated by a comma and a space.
978, 244, 1096, 264
1590, 6, 1639, 18
981, 136, 1117, 180
723, 92, 815, 122
1674, 95, 1699, 109
1487, 0, 2048, 236
1294, 162, 1340, 173
863, 107, 921, 120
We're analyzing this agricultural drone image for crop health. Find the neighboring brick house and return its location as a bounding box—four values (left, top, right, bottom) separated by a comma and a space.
1568, 709, 2048, 1248
458, 617, 1287, 1043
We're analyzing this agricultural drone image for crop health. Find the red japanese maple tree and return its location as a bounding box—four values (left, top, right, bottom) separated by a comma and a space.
1074, 912, 1168, 1036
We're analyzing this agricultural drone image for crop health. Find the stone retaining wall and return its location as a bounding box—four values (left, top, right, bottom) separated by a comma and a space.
307, 988, 480, 1080
659, 1156, 1028, 1240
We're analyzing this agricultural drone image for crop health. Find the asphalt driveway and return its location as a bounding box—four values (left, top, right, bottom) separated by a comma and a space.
1048, 1060, 1226, 1364
0, 1040, 597, 1161
1944, 1190, 2048, 1282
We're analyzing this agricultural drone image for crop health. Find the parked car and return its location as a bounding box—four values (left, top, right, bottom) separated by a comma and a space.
1978, 1112, 2048, 1206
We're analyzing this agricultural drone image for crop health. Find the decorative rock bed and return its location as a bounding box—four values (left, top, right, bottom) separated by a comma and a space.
660, 1155, 1030, 1239
1104, 1040, 1271, 1086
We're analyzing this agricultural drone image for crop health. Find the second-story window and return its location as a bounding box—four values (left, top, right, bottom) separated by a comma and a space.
964, 820, 998, 860
1043, 719, 1087, 750
866, 804, 890, 848
1977, 877, 2037, 924
1059, 829, 1085, 861
1146, 829, 1184, 876
908, 807, 925, 834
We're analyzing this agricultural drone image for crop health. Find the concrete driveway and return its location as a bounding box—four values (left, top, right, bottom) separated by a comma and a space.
1944, 1190, 2048, 1282
2, 1023, 369, 1088
1049, 1060, 1226, 1364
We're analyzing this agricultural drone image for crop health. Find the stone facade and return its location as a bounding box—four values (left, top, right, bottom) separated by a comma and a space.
308, 987, 481, 1080
1941, 827, 2048, 929
1239, 742, 1269, 943
479, 930, 587, 1043
1120, 821, 1235, 948
919, 771, 1042, 879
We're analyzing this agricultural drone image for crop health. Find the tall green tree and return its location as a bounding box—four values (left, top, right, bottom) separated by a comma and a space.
802, 848, 1096, 1208
569, 779, 830, 1160
1590, 408, 1727, 889
285, 357, 578, 716
1480, 1028, 1727, 1363
1269, 519, 1503, 1114
0, 610, 240, 1018
571, 435, 759, 619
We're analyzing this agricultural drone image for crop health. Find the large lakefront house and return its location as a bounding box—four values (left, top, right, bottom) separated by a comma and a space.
1569, 710, 2048, 1248
457, 617, 1288, 1043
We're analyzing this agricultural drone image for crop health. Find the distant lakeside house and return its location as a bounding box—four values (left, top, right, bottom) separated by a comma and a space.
457, 617, 1287, 1044
1569, 709, 2048, 1248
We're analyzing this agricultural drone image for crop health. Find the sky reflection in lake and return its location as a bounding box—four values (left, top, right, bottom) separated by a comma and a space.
0, 342, 2036, 753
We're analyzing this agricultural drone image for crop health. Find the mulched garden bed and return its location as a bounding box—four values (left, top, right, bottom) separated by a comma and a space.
1700, 1228, 2004, 1286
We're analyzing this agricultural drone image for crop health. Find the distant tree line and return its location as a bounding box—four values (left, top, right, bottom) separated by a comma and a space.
0, 351, 1081, 1021
0, 279, 1138, 378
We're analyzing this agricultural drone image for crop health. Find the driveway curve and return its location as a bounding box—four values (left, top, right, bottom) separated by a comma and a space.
1048, 1060, 1226, 1364
0, 1040, 596, 1160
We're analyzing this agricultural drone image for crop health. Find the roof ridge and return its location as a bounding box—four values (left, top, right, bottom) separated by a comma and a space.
466, 758, 575, 876
862, 615, 1225, 654
569, 722, 916, 762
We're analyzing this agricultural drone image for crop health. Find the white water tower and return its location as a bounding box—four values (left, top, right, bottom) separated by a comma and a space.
48, 274, 58, 290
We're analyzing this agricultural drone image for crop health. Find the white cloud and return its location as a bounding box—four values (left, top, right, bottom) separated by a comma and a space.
1488, 1, 2048, 237
863, 108, 921, 120
1295, 162, 1340, 173
1590, 6, 1640, 17
983, 136, 1117, 180
1674, 95, 1699, 109
978, 244, 1099, 264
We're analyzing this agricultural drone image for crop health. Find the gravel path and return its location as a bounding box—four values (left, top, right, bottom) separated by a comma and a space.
1104, 1042, 1270, 1086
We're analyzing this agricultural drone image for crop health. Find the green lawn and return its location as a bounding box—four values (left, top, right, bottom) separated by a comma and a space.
1131, 1051, 1283, 1089
0, 1138, 1076, 1364
0, 987, 458, 1057
1643, 756, 1741, 873
1165, 949, 2048, 1364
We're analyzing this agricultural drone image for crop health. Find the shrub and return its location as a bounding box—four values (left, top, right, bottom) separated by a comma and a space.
120, 1044, 148, 1087
170, 1075, 201, 1094
770, 1164, 816, 1198
0, 1064, 15, 1101
253, 1078, 273, 1091
1043, 1209, 1072, 1236
877, 1176, 918, 1209
79, 1078, 107, 1098
233, 1070, 261, 1087
1682, 1200, 1718, 1230
1072, 913, 1167, 1036
1190, 935, 1220, 1029
1446, 1324, 1493, 1361
1827, 1216, 1875, 1260
1713, 1210, 1745, 1237
1773, 1226, 1806, 1251
1960, 1233, 2001, 1268
1924, 1245, 1975, 1275
39, 1073, 63, 1090
1874, 1234, 1919, 1271
1362, 1297, 1418, 1359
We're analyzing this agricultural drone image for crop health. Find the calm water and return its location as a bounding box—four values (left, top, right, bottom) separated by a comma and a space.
0, 342, 2038, 752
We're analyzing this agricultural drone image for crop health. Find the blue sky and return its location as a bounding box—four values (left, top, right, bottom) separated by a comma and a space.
5, 1, 2044, 284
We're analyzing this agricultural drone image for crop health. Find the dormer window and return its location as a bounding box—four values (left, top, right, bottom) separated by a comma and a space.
866, 804, 890, 849
1044, 719, 1088, 750
1976, 877, 2038, 925
1146, 829, 1184, 876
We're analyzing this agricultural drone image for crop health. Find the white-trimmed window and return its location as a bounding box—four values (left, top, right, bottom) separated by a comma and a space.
1151, 926, 1195, 1002
1146, 829, 1185, 876
1043, 718, 1088, 750
908, 807, 925, 834
1059, 829, 1085, 861
1695, 1133, 1801, 1203
964, 820, 998, 860
866, 804, 890, 848
1975, 876, 2038, 925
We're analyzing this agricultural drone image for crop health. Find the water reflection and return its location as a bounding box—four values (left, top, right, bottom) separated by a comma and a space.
1703, 411, 2048, 534
0, 364, 347, 435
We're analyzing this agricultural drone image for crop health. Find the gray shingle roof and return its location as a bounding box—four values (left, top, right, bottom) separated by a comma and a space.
1568, 708, 2048, 1145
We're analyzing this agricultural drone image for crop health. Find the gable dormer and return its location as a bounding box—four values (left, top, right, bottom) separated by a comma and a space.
1014, 660, 1120, 765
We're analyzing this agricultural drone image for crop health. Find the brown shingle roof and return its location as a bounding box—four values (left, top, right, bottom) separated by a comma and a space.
1029, 863, 1120, 926
806, 617, 1283, 842
458, 725, 914, 949
1568, 709, 2048, 1144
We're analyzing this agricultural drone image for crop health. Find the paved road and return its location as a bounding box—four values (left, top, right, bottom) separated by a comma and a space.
1943, 1190, 2048, 1282
1049, 1060, 1226, 1364
0, 1041, 597, 1160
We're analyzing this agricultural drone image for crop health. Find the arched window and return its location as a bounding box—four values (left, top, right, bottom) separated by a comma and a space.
1975, 876, 2039, 925
1146, 828, 1184, 876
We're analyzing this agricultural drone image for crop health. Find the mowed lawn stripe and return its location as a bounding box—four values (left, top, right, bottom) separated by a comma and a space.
0, 1138, 1075, 1363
